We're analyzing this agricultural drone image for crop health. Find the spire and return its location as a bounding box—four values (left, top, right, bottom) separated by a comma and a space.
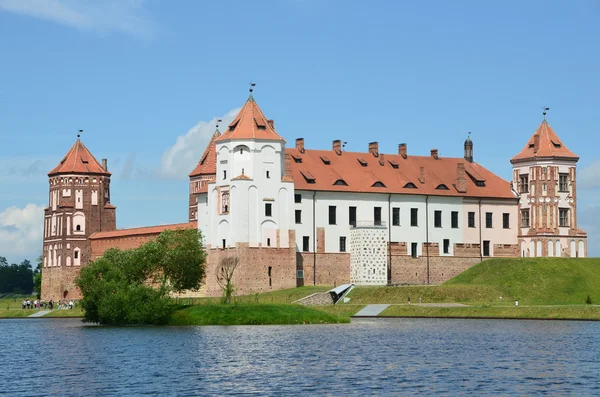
189, 128, 222, 177
216, 95, 285, 142
464, 132, 473, 163
511, 120, 578, 163
48, 138, 111, 176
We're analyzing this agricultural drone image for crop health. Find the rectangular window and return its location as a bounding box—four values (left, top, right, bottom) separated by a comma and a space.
349, 206, 357, 227
559, 208, 569, 227
434, 210, 442, 228
339, 237, 346, 252
303, 236, 310, 252
503, 213, 510, 229
451, 211, 459, 229
411, 242, 418, 258
374, 207, 382, 226
295, 210, 302, 224
483, 240, 490, 257
486, 212, 493, 228
468, 212, 475, 228
410, 208, 418, 227
559, 174, 569, 192
443, 239, 450, 254
329, 206, 337, 225
223, 170, 227, 180
521, 209, 530, 228
294, 194, 302, 203
266, 170, 270, 179
265, 203, 272, 217
222, 239, 226, 249
266, 238, 271, 247
519, 174, 529, 193
392, 208, 400, 226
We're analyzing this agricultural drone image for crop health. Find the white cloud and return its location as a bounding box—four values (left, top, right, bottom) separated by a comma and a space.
0, 0, 155, 38
578, 205, 600, 257
0, 203, 45, 263
579, 161, 600, 189
159, 108, 240, 180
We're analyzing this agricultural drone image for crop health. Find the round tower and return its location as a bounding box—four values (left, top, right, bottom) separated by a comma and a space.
41, 137, 116, 300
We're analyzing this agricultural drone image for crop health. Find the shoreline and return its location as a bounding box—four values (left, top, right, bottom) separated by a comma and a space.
353, 315, 600, 322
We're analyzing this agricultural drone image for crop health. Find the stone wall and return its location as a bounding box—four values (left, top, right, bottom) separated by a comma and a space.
294, 292, 334, 305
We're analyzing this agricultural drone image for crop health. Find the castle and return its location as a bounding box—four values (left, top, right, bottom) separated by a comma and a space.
41, 94, 587, 300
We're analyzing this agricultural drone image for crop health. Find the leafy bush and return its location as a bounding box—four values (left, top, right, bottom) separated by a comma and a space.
77, 228, 206, 325
586, 295, 592, 305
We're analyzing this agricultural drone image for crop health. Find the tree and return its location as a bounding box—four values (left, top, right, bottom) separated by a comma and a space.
76, 228, 206, 325
33, 255, 42, 299
0, 257, 34, 295
216, 256, 239, 304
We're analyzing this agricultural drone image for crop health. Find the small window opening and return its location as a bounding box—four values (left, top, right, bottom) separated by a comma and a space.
267, 238, 271, 247
404, 182, 417, 189
222, 239, 226, 249
266, 170, 270, 179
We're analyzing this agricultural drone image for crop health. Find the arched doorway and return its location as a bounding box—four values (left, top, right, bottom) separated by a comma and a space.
63, 290, 68, 299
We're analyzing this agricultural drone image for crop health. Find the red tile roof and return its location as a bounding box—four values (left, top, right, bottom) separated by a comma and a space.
49, 139, 111, 176
288, 148, 516, 199
189, 129, 221, 177
511, 120, 578, 163
89, 222, 197, 240
215, 95, 284, 142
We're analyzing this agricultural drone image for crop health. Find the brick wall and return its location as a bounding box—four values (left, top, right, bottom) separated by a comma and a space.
297, 252, 350, 287
390, 255, 481, 285
90, 234, 161, 259
494, 244, 520, 257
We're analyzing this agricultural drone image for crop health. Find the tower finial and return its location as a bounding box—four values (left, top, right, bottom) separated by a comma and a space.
249, 81, 256, 94
543, 107, 550, 120
216, 119, 222, 131
77, 129, 83, 139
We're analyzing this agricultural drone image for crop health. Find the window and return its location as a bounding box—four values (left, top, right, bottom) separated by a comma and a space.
411, 242, 418, 258
436, 184, 449, 190
543, 183, 546, 192
221, 191, 230, 214
265, 203, 272, 217
267, 238, 271, 247
76, 225, 81, 232
559, 174, 569, 192
266, 170, 270, 179
404, 182, 417, 189
451, 211, 459, 228
295, 210, 302, 224
485, 212, 493, 228
434, 210, 442, 228
223, 170, 227, 180
521, 209, 530, 228
334, 179, 348, 186
339, 237, 346, 252
503, 213, 510, 229
443, 239, 450, 254
295, 193, 302, 203
519, 174, 529, 193
74, 250, 79, 259
329, 206, 337, 225
411, 208, 418, 226
303, 236, 310, 252
372, 181, 386, 188
468, 212, 475, 228
559, 208, 569, 227
349, 206, 357, 227
392, 208, 400, 226
483, 241, 490, 257
374, 207, 382, 226
222, 239, 226, 249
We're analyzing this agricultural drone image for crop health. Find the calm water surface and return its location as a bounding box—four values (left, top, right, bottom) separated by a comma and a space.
1, 318, 599, 396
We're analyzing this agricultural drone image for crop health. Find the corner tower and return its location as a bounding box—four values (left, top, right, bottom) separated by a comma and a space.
511, 119, 587, 257
41, 137, 116, 300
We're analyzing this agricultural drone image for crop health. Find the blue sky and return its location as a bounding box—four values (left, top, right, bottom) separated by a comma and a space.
1, 0, 599, 262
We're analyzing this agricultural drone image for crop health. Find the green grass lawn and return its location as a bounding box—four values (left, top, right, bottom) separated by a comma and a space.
43, 307, 84, 317
0, 309, 35, 318
379, 304, 600, 320
168, 303, 350, 325
347, 258, 600, 306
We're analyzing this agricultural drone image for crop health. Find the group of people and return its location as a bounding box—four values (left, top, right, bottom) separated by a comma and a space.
21, 299, 75, 310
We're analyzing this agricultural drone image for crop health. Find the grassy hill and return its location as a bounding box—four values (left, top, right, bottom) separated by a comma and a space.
347, 258, 600, 305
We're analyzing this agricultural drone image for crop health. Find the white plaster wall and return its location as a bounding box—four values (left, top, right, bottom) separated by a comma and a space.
350, 227, 387, 285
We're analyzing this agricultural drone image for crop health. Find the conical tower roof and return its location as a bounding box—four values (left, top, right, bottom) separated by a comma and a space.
189, 128, 221, 177
216, 95, 285, 142
511, 120, 578, 163
48, 138, 111, 176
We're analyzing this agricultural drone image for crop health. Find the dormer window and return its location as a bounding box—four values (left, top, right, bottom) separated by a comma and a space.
388, 160, 399, 169
255, 118, 266, 130
357, 158, 368, 167
292, 155, 302, 163
372, 181, 386, 188
436, 184, 450, 190
81, 157, 89, 164
229, 120, 239, 131
403, 182, 417, 189
333, 179, 348, 186
551, 140, 562, 148
300, 170, 316, 184
528, 143, 535, 148
320, 156, 331, 165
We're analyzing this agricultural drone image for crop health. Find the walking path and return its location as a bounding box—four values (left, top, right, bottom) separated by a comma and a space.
28, 310, 50, 318
354, 305, 390, 317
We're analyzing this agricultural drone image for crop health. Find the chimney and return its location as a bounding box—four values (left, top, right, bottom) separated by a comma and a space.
533, 134, 540, 153
418, 166, 425, 184
369, 142, 379, 157
379, 153, 385, 166
456, 162, 467, 193
283, 153, 293, 181
332, 140, 342, 155
268, 119, 274, 129
102, 158, 108, 171
296, 138, 305, 153
398, 143, 407, 159
431, 149, 439, 159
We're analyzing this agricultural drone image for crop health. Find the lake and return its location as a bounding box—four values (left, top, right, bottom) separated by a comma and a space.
1, 318, 599, 396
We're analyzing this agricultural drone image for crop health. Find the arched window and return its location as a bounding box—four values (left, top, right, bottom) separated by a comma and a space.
403, 182, 417, 189
372, 181, 386, 188
436, 184, 450, 190
73, 212, 85, 234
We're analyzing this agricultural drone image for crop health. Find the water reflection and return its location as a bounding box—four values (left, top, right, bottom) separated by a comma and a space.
1, 318, 599, 396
